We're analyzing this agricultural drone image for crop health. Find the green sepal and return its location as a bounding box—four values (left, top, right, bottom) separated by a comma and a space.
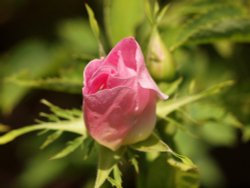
94, 145, 123, 188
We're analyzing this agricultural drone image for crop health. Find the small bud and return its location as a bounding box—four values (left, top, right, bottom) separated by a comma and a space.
147, 29, 176, 81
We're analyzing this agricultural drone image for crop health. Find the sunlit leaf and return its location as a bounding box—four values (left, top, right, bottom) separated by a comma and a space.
170, 152, 197, 171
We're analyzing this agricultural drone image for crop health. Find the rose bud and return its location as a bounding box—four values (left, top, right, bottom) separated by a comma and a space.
147, 29, 176, 81
82, 37, 168, 151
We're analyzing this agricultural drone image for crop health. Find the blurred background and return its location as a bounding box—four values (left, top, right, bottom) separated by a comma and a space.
0, 0, 250, 188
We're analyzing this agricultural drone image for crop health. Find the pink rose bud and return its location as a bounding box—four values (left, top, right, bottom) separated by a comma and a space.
82, 37, 168, 151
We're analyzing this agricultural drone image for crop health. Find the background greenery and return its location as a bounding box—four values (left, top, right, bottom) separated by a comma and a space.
0, 0, 250, 187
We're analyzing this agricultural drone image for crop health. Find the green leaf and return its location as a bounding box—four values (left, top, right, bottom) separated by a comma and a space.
0, 119, 85, 145
40, 99, 82, 120
5, 76, 82, 94
168, 154, 199, 188
158, 77, 183, 96
85, 4, 105, 56
167, 158, 195, 172
85, 4, 100, 41
175, 170, 200, 188
40, 131, 63, 149
132, 133, 197, 172
131, 133, 172, 153
167, 4, 247, 50
0, 101, 85, 145
57, 19, 98, 55
144, 0, 154, 24
104, 0, 144, 45
187, 18, 250, 45
163, 116, 197, 138
130, 157, 139, 174
81, 137, 94, 160
157, 80, 234, 118
94, 146, 121, 188
50, 136, 85, 160
156, 4, 169, 24
169, 152, 197, 171
187, 102, 243, 129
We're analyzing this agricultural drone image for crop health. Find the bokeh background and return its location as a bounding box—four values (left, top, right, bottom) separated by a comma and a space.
0, 0, 250, 188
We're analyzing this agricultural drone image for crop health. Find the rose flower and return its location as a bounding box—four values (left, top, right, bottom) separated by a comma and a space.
82, 37, 167, 150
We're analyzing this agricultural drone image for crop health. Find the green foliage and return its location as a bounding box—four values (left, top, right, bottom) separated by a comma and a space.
157, 80, 234, 118
57, 19, 98, 55
1, 0, 250, 187
161, 0, 250, 50
50, 136, 85, 160
104, 0, 144, 45
107, 165, 123, 188
131, 134, 197, 171
40, 130, 63, 149
0, 41, 56, 114
95, 146, 122, 188
187, 18, 250, 45
6, 76, 83, 94
131, 133, 198, 188
85, 4, 105, 56
0, 100, 85, 146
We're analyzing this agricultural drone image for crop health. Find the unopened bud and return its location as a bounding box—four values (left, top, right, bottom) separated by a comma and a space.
147, 29, 176, 81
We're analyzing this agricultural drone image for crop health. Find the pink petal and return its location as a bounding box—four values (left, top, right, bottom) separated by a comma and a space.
84, 85, 157, 150
104, 37, 168, 100
84, 87, 137, 150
